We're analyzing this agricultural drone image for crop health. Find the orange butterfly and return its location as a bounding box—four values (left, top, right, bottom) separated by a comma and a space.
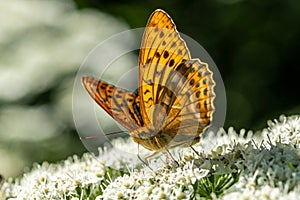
82, 9, 215, 161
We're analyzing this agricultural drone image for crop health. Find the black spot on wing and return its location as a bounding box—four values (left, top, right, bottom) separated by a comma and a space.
155, 52, 161, 58
171, 42, 176, 48
144, 89, 150, 95
145, 97, 153, 104
178, 49, 182, 55
189, 79, 195, 86
163, 51, 169, 59
169, 59, 174, 67
159, 31, 165, 38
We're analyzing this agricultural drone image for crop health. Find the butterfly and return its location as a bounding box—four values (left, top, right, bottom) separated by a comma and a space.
82, 9, 215, 161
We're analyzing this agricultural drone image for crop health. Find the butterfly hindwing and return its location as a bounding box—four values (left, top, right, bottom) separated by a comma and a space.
161, 59, 215, 146
82, 76, 143, 132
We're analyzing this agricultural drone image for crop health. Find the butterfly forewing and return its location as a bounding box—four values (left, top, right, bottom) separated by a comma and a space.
139, 9, 191, 125
82, 76, 143, 132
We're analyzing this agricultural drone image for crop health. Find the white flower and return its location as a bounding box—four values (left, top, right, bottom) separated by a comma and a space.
263, 115, 300, 146
196, 127, 254, 154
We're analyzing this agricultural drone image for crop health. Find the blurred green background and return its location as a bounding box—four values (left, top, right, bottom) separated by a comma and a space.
0, 0, 299, 177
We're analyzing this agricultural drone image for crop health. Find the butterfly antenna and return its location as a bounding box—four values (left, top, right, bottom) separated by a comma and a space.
80, 135, 98, 140
190, 146, 200, 157
105, 130, 129, 136
80, 130, 128, 140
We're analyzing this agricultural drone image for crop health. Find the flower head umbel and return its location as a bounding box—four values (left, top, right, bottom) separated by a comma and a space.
100, 163, 210, 200
1, 115, 300, 199
221, 115, 300, 200
1, 154, 108, 199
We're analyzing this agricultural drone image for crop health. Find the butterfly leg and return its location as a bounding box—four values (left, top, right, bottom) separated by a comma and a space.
165, 148, 179, 166
144, 151, 161, 162
190, 146, 200, 157
137, 143, 159, 170
137, 153, 151, 167
137, 143, 148, 165
190, 146, 206, 161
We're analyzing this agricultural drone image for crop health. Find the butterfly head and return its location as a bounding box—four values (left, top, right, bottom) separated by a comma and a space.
131, 126, 173, 151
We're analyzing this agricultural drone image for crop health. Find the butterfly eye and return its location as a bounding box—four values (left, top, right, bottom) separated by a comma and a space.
139, 131, 149, 139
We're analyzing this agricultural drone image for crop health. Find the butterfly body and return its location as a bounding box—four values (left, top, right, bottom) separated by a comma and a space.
82, 9, 215, 156
131, 127, 201, 152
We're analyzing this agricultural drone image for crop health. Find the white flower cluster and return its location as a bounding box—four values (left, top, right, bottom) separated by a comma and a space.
1, 154, 107, 199
100, 164, 209, 200
221, 115, 300, 200
263, 115, 300, 147
1, 115, 299, 199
